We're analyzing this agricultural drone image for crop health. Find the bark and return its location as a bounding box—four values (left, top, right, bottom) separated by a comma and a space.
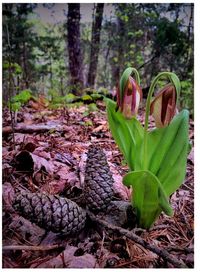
184, 4, 194, 77
87, 4, 104, 87
110, 17, 125, 87
22, 41, 29, 88
67, 4, 84, 93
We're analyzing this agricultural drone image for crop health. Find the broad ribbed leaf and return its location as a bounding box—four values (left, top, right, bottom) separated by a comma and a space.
106, 98, 143, 170
123, 170, 173, 229
145, 110, 189, 195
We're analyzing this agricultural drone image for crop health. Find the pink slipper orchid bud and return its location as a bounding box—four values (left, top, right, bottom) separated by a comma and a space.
150, 83, 177, 128
117, 76, 142, 119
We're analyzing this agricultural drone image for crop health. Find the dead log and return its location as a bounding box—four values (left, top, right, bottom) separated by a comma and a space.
2, 123, 68, 136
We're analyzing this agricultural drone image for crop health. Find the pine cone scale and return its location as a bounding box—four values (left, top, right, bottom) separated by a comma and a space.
84, 145, 115, 211
13, 192, 86, 235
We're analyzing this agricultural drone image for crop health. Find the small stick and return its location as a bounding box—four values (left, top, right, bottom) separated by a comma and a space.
88, 212, 188, 268
3, 244, 64, 252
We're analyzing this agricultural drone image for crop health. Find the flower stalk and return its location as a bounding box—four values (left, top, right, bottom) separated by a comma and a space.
143, 72, 181, 170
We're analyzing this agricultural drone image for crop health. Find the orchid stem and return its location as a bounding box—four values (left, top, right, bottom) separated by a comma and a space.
143, 72, 172, 170
131, 68, 140, 85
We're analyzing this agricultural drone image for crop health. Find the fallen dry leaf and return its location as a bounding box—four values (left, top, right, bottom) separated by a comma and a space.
112, 173, 131, 200
2, 182, 15, 212
92, 124, 107, 133
41, 179, 67, 195
33, 149, 52, 160
32, 245, 98, 268
12, 133, 26, 144
9, 215, 45, 245
188, 147, 194, 164
15, 150, 55, 173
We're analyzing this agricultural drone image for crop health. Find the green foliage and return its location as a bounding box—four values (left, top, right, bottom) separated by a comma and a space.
63, 93, 77, 103
83, 103, 98, 116
106, 68, 189, 229
106, 98, 189, 228
2, 3, 193, 116
67, 102, 84, 108
9, 89, 32, 111
11, 89, 32, 104
123, 170, 173, 229
9, 101, 22, 112
154, 18, 187, 56
83, 120, 93, 126
180, 78, 193, 115
47, 87, 102, 110
106, 98, 143, 170
3, 62, 22, 75
98, 87, 109, 95
88, 103, 98, 112
3, 4, 37, 91
91, 93, 103, 100
143, 110, 189, 196
81, 94, 93, 101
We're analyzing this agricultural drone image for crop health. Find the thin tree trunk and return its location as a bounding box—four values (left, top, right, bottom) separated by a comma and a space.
184, 4, 193, 77
22, 41, 29, 88
49, 55, 53, 88
60, 76, 64, 96
110, 16, 124, 87
67, 4, 84, 94
87, 3, 104, 87
102, 43, 111, 87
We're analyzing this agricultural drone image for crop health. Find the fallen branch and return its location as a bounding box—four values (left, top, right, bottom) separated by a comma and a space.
88, 212, 188, 268
3, 124, 68, 136
3, 244, 64, 251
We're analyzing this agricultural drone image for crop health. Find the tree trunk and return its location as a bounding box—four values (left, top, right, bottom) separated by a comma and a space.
49, 55, 53, 88
110, 16, 124, 88
22, 41, 29, 89
67, 4, 84, 94
87, 3, 104, 87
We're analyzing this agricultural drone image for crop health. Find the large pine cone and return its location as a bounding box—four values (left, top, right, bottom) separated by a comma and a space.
13, 191, 86, 235
84, 144, 114, 211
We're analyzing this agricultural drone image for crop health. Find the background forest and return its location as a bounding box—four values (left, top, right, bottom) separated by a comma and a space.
2, 3, 194, 115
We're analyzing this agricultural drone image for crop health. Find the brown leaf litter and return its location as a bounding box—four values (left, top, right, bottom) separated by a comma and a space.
2, 101, 194, 268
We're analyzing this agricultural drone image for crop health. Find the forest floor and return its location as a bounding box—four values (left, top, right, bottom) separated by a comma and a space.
2, 99, 194, 268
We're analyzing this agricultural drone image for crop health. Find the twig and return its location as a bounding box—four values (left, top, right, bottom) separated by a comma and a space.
3, 244, 64, 251
166, 246, 193, 253
88, 212, 188, 268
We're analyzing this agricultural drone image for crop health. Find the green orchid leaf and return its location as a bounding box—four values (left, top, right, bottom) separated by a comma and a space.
123, 170, 173, 229
145, 110, 189, 196
105, 98, 144, 170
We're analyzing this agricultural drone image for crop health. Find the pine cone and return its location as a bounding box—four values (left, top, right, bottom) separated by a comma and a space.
84, 144, 114, 211
13, 191, 86, 235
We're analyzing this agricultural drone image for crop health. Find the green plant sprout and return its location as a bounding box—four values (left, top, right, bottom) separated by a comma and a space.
9, 89, 32, 112
106, 67, 189, 229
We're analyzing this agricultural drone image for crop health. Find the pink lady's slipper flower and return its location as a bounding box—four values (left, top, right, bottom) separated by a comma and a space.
150, 83, 177, 128
117, 76, 142, 119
